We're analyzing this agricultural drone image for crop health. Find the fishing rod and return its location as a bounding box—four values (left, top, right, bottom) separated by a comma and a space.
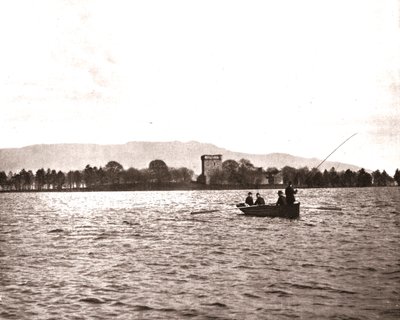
296, 132, 358, 188
314, 132, 358, 171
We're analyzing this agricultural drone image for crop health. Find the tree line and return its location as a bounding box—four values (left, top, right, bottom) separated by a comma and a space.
204, 159, 400, 188
0, 160, 194, 191
279, 166, 398, 188
0, 158, 398, 191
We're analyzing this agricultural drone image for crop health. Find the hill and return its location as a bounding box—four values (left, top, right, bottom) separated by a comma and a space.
0, 141, 363, 174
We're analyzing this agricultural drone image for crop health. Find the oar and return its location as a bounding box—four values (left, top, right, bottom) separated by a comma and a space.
302, 206, 342, 211
190, 209, 219, 215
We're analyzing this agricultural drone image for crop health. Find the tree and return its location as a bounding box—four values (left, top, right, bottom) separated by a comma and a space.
169, 168, 180, 183
139, 168, 151, 184
341, 169, 356, 187
322, 169, 330, 187
178, 167, 194, 183
67, 171, 74, 190
196, 173, 206, 184
36, 168, 46, 191
381, 170, 394, 186
26, 170, 34, 190
314, 170, 324, 187
11, 172, 22, 191
295, 167, 310, 186
394, 169, 400, 186
238, 158, 256, 186
372, 170, 382, 186
19, 169, 28, 190
105, 161, 124, 184
56, 171, 66, 190
238, 158, 254, 170
7, 172, 13, 190
169, 167, 193, 183
45, 169, 51, 189
264, 167, 280, 185
125, 167, 141, 184
74, 170, 82, 189
307, 168, 323, 187
97, 167, 107, 185
357, 168, 372, 187
329, 167, 340, 187
91, 166, 100, 186
0, 171, 7, 190
266, 167, 279, 175
149, 160, 170, 184
254, 167, 266, 187
222, 160, 240, 184
16, 169, 34, 190
281, 166, 297, 185
50, 170, 57, 189
83, 165, 95, 188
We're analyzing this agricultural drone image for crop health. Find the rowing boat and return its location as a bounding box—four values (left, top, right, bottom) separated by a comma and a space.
236, 202, 300, 219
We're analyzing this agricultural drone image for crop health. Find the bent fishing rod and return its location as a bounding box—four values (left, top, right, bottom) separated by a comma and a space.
314, 132, 358, 171
298, 132, 358, 186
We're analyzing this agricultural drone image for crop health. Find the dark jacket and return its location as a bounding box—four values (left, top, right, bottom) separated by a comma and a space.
245, 196, 254, 206
285, 185, 297, 205
276, 195, 287, 206
254, 196, 265, 206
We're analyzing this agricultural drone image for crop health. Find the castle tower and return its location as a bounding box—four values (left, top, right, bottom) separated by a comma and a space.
200, 154, 222, 184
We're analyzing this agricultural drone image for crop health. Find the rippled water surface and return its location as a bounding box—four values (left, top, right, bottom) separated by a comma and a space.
1, 188, 399, 319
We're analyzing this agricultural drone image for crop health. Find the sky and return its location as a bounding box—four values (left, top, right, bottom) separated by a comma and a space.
0, 0, 399, 174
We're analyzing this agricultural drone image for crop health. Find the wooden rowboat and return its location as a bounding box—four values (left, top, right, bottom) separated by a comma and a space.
236, 202, 300, 219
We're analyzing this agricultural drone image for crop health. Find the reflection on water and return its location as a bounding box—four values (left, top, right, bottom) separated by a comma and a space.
0, 188, 399, 319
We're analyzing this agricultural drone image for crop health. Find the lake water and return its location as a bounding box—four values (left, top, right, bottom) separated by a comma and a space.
0, 187, 399, 319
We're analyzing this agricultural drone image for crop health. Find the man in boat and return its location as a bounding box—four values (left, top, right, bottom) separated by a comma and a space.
245, 192, 254, 206
254, 193, 265, 206
285, 181, 298, 205
276, 190, 287, 206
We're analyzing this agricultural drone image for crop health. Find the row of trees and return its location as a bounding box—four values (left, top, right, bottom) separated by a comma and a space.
280, 166, 398, 188
205, 158, 400, 188
1, 158, 398, 191
0, 160, 194, 191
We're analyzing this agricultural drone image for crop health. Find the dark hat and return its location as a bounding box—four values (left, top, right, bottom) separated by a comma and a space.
278, 190, 283, 195
256, 193, 260, 196
248, 192, 252, 195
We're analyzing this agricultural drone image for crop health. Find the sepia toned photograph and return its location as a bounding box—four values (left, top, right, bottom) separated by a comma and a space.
0, 1, 399, 319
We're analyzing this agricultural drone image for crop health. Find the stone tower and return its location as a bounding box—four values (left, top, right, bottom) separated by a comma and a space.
200, 154, 222, 184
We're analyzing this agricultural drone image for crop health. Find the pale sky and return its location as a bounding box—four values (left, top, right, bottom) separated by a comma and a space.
0, 0, 399, 174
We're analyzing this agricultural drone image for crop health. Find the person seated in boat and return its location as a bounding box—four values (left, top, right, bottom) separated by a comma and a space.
285, 181, 298, 205
276, 190, 287, 206
245, 192, 254, 206
254, 193, 265, 206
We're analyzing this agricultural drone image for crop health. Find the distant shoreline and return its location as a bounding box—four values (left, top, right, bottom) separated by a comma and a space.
0, 184, 397, 193
2, 158, 398, 192
0, 183, 284, 193
0, 182, 284, 193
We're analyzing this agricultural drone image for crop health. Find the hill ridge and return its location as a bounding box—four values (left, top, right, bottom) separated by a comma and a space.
0, 141, 363, 174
